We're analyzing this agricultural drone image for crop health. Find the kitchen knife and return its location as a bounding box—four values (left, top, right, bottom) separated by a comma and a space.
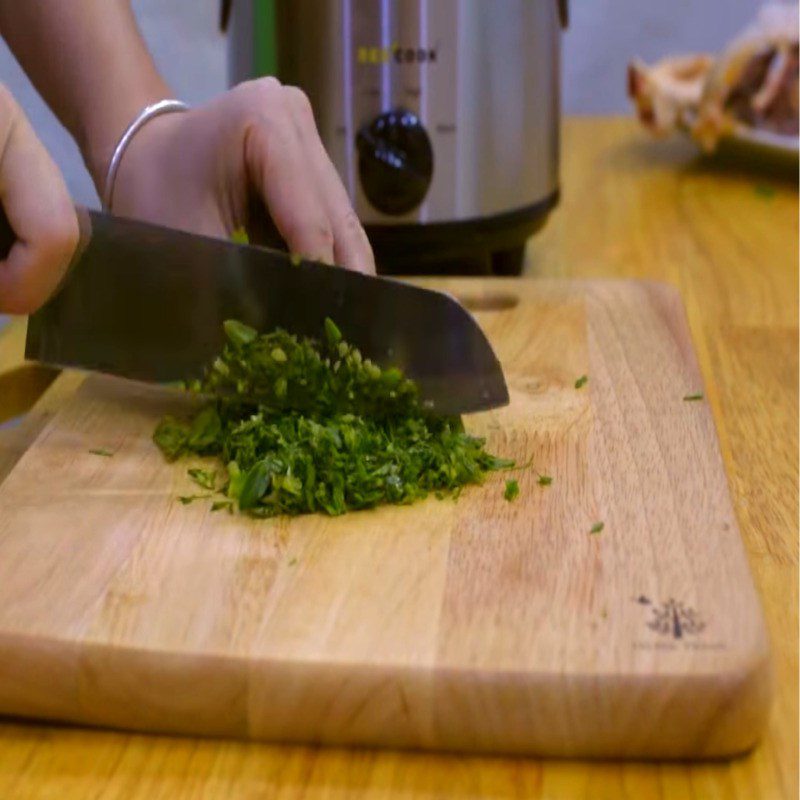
0, 207, 508, 415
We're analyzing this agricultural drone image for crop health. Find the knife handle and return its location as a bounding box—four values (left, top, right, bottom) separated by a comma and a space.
0, 204, 13, 261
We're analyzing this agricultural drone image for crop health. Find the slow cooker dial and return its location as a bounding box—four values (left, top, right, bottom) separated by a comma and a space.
356, 109, 434, 216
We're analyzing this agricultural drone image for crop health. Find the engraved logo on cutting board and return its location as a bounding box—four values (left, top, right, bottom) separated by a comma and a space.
637, 595, 705, 638
632, 595, 725, 651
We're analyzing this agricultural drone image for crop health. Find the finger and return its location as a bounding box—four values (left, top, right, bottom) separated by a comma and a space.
246, 117, 334, 264
241, 84, 335, 264
0, 86, 78, 314
284, 87, 376, 274
329, 207, 376, 275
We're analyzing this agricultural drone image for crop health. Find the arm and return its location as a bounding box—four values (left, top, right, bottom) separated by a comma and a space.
0, 1, 375, 273
0, 0, 169, 190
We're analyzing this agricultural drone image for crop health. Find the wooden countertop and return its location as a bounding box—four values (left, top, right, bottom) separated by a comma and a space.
0, 117, 796, 799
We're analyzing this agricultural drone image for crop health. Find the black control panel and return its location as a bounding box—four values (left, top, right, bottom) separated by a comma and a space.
356, 109, 434, 216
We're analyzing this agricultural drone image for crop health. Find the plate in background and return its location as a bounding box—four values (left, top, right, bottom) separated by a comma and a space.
680, 111, 799, 166
729, 124, 799, 156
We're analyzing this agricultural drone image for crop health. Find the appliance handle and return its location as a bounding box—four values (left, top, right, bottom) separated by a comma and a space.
558, 0, 569, 28
220, 0, 232, 32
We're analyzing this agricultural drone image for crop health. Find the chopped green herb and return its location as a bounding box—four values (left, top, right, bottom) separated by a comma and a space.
488, 456, 516, 471
287, 557, 298, 566
590, 521, 604, 534
237, 460, 271, 510
754, 184, 776, 199
188, 468, 217, 491
683, 393, 704, 402
537, 474, 553, 486
290, 253, 302, 267
574, 375, 588, 389
504, 479, 520, 501
231, 227, 250, 245
89, 448, 114, 457
223, 319, 257, 347
324, 317, 342, 347
178, 494, 212, 505
211, 500, 233, 513
153, 417, 190, 461
154, 318, 513, 518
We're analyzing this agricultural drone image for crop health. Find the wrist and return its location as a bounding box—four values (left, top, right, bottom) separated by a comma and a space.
80, 80, 173, 195
105, 108, 187, 219
101, 100, 189, 210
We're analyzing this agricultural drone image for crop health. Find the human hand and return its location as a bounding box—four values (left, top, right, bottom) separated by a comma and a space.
0, 85, 78, 314
109, 78, 375, 274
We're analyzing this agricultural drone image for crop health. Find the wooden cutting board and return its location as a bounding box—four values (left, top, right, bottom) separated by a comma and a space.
0, 279, 771, 758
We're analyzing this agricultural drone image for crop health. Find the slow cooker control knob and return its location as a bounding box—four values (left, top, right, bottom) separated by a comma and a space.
356, 109, 434, 216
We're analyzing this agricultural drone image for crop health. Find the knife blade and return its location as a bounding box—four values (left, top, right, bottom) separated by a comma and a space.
1, 207, 508, 415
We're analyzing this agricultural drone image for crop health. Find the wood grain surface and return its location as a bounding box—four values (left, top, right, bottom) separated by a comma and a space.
0, 279, 770, 759
0, 117, 795, 798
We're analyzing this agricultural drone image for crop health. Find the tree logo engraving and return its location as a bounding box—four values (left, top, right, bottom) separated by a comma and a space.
635, 595, 706, 639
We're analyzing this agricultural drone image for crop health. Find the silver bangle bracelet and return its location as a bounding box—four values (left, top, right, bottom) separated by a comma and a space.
102, 99, 189, 211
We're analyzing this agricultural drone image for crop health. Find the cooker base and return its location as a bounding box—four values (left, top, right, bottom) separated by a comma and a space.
366, 190, 559, 276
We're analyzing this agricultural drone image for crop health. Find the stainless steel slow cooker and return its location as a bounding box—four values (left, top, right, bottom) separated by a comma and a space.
221, 1, 567, 274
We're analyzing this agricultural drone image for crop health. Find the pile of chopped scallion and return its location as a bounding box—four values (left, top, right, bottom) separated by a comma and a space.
154, 318, 515, 518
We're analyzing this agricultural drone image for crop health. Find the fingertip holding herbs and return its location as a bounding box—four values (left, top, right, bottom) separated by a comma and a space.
154, 318, 515, 518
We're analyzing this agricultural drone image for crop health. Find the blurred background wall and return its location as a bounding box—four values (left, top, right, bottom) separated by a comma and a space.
0, 0, 768, 208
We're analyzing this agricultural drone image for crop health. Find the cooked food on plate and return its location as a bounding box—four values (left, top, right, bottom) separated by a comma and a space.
628, 3, 798, 151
